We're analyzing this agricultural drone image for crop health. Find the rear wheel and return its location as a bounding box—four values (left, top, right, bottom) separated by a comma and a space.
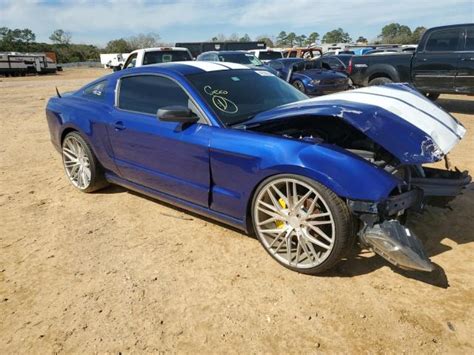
368, 77, 393, 86
252, 174, 353, 274
62, 132, 108, 192
292, 80, 306, 93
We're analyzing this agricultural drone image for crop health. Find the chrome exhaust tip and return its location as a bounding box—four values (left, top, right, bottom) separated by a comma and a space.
360, 220, 435, 272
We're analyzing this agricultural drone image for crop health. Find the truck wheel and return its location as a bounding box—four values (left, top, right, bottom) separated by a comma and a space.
425, 93, 440, 101
62, 132, 109, 193
369, 77, 393, 86
251, 174, 353, 275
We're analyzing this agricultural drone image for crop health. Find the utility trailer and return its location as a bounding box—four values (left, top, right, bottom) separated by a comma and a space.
0, 52, 59, 76
0, 53, 28, 76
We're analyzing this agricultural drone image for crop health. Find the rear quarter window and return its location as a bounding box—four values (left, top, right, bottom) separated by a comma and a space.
82, 80, 107, 101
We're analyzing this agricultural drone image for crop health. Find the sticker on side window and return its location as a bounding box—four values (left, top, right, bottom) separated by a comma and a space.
256, 70, 273, 76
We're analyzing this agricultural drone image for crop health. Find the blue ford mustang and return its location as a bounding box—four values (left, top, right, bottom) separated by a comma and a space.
267, 58, 349, 95
46, 62, 470, 274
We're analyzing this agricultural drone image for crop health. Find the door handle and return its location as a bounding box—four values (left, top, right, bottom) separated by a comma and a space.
114, 121, 126, 131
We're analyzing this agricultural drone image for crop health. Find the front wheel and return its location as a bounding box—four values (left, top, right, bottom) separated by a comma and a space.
292, 80, 306, 93
252, 175, 353, 274
62, 132, 109, 192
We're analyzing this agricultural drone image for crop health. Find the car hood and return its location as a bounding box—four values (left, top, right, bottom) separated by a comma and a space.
298, 69, 347, 79
244, 84, 466, 164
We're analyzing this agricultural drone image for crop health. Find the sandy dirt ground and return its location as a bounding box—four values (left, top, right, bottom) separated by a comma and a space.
1, 68, 473, 354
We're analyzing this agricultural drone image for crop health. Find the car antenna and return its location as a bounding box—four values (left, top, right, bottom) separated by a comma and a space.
55, 87, 62, 98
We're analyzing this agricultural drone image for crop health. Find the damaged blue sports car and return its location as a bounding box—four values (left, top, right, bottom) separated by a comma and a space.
46, 62, 470, 274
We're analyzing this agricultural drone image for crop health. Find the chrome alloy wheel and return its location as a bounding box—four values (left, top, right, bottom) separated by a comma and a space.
62, 135, 91, 189
254, 178, 336, 269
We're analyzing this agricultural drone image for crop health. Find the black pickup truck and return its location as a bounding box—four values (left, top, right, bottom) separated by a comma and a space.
349, 24, 474, 99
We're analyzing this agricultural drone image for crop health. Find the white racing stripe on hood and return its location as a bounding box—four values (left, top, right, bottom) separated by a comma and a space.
181, 61, 229, 72
356, 85, 466, 138
309, 87, 465, 155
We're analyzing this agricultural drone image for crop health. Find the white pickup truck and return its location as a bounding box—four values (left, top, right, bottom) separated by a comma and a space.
116, 47, 193, 71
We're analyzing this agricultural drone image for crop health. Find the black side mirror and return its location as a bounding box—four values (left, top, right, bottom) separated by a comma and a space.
157, 106, 199, 124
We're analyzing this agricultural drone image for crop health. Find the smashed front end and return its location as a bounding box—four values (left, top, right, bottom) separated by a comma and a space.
244, 83, 471, 272
347, 166, 470, 272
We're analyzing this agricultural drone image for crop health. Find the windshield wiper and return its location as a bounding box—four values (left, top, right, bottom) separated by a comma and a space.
229, 113, 258, 128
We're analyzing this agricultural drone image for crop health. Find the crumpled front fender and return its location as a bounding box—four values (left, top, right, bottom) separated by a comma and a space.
296, 144, 399, 201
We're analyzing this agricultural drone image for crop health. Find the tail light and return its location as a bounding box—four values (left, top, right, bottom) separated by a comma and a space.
346, 58, 352, 75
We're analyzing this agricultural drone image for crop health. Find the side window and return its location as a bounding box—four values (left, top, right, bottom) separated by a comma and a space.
465, 27, 474, 50
83, 80, 107, 100
124, 53, 138, 69
425, 29, 463, 52
288, 51, 297, 58
118, 75, 189, 115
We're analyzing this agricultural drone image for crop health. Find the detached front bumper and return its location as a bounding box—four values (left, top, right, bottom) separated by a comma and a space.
347, 190, 435, 272
347, 167, 470, 272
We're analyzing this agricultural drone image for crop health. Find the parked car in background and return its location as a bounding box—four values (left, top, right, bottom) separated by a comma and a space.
349, 24, 474, 99
117, 47, 193, 70
351, 47, 374, 55
247, 49, 284, 63
282, 47, 322, 59
267, 58, 349, 95
46, 62, 469, 275
323, 50, 355, 56
364, 48, 400, 55
197, 50, 278, 74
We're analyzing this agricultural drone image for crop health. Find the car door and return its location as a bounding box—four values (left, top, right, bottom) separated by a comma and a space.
412, 27, 464, 92
107, 74, 211, 207
455, 26, 474, 94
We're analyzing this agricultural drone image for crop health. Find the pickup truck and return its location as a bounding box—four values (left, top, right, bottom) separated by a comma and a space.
349, 24, 474, 99
115, 47, 193, 71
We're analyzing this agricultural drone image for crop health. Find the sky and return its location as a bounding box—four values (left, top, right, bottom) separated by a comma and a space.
1, 0, 473, 46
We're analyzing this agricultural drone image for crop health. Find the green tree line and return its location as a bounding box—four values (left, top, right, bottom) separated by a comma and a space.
211, 24, 426, 46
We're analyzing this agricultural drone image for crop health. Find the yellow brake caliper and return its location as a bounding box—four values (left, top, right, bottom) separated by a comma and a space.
275, 198, 287, 229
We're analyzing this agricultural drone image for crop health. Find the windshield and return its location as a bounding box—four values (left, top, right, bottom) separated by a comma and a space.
219, 53, 263, 66
143, 50, 192, 64
258, 51, 283, 60
186, 70, 307, 126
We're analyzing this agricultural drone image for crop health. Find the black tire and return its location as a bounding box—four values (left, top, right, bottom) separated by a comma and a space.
368, 77, 393, 86
424, 93, 440, 101
292, 80, 306, 93
251, 174, 353, 275
61, 131, 109, 193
